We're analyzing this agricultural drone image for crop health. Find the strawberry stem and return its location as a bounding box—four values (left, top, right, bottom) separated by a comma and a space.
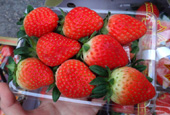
100, 12, 111, 35
59, 8, 66, 17
52, 86, 61, 102
83, 44, 90, 52
56, 8, 66, 35
46, 83, 56, 93
17, 5, 34, 38
90, 65, 114, 103
76, 48, 83, 59
6, 57, 18, 86
79, 31, 98, 44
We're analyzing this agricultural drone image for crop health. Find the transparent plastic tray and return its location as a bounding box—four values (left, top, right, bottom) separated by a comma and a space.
9, 7, 157, 114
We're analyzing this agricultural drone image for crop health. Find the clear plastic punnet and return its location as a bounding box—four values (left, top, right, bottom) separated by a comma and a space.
9, 7, 158, 114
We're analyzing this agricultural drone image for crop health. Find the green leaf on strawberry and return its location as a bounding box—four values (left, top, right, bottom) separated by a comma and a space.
26, 5, 34, 14
100, 12, 111, 35
6, 57, 16, 73
14, 46, 36, 57
55, 8, 66, 35
89, 65, 108, 77
17, 5, 34, 38
17, 30, 26, 38
78, 36, 89, 44
78, 31, 98, 44
146, 76, 153, 82
6, 57, 18, 86
131, 40, 139, 54
14, 36, 38, 60
16, 17, 25, 25
90, 77, 108, 85
46, 83, 56, 93
133, 65, 146, 72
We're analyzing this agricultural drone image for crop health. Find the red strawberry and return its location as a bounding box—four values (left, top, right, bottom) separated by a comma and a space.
63, 7, 104, 40
16, 58, 54, 90
110, 67, 155, 105
156, 93, 170, 115
136, 2, 159, 20
82, 35, 128, 69
1, 45, 14, 57
55, 59, 96, 98
103, 14, 147, 45
36, 32, 81, 67
24, 7, 58, 37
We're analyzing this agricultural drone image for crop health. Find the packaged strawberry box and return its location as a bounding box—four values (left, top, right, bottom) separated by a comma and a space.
136, 1, 170, 90
5, 5, 157, 114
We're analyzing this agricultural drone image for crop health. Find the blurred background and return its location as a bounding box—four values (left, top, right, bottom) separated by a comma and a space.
0, 0, 45, 38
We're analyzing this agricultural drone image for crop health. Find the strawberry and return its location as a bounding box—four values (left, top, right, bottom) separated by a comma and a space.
90, 66, 156, 105
82, 35, 128, 69
36, 32, 81, 67
16, 58, 54, 90
1, 45, 14, 57
102, 14, 147, 45
110, 67, 155, 105
156, 93, 170, 115
62, 7, 104, 40
136, 2, 159, 20
55, 59, 96, 98
24, 7, 58, 38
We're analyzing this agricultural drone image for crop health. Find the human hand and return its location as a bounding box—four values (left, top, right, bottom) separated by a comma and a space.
0, 82, 103, 115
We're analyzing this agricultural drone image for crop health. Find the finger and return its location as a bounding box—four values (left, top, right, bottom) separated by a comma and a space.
0, 82, 26, 115
27, 102, 60, 115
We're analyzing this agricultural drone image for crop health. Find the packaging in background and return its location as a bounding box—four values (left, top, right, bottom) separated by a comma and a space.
135, 2, 170, 90
0, 45, 14, 82
136, 2, 170, 47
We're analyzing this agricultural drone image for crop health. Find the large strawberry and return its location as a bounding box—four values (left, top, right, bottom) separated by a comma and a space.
24, 7, 58, 38
90, 66, 156, 105
16, 58, 54, 90
36, 32, 81, 67
62, 7, 104, 40
101, 14, 147, 45
55, 59, 96, 98
110, 67, 155, 105
82, 35, 128, 69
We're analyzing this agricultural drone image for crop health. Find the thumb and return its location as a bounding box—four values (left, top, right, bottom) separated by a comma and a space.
0, 82, 26, 115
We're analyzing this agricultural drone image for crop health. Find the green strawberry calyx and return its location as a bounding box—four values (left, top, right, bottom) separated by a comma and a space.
76, 31, 98, 59
17, 5, 34, 38
55, 8, 66, 35
89, 65, 114, 103
46, 82, 61, 102
127, 40, 147, 73
100, 12, 111, 35
14, 36, 38, 60
6, 57, 18, 86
